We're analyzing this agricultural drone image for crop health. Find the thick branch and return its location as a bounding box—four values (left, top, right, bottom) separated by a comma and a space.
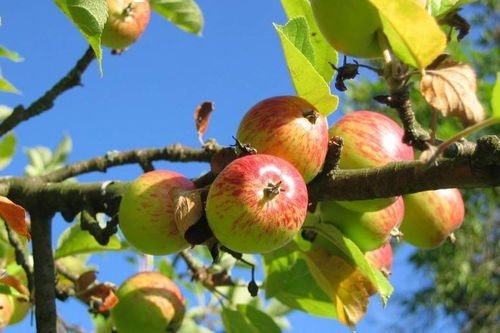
31, 212, 57, 333
309, 158, 499, 202
0, 46, 95, 137
42, 144, 218, 182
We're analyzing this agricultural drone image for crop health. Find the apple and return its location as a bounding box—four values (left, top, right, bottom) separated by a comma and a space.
118, 170, 194, 255
319, 197, 404, 251
364, 242, 393, 295
311, 0, 383, 58
400, 188, 465, 249
101, 0, 151, 50
236, 96, 329, 183
111, 272, 185, 333
329, 111, 414, 212
365, 242, 393, 276
206, 154, 308, 254
0, 294, 13, 330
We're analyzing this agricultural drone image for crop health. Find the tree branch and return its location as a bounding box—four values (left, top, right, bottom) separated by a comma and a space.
31, 212, 57, 333
41, 143, 219, 182
0, 46, 95, 137
3, 221, 34, 296
0, 136, 497, 217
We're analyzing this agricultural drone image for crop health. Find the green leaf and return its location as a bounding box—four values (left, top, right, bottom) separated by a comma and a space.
0, 105, 12, 121
281, 17, 315, 66
368, 0, 447, 68
492, 72, 500, 119
236, 304, 282, 333
0, 75, 20, 94
53, 0, 106, 73
427, 0, 477, 18
151, 0, 204, 35
264, 247, 337, 318
177, 318, 214, 333
221, 305, 282, 333
280, 0, 337, 82
24, 135, 73, 176
53, 134, 73, 165
0, 132, 16, 171
0, 46, 23, 62
275, 20, 338, 117
55, 217, 122, 259
312, 223, 393, 305
0, 284, 26, 299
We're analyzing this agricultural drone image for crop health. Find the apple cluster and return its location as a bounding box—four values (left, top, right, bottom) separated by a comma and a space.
317, 111, 465, 276
115, 97, 465, 331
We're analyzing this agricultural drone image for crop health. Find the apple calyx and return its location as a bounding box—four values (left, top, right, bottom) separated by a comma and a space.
263, 181, 284, 199
302, 109, 320, 124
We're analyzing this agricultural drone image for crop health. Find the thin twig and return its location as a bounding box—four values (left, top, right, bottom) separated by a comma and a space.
3, 220, 34, 296
41, 143, 219, 183
0, 46, 95, 137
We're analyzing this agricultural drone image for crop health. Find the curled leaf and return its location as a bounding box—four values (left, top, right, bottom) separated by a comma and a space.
420, 61, 485, 126
303, 249, 371, 326
194, 101, 214, 145
170, 188, 203, 237
0, 196, 30, 240
75, 271, 118, 314
0, 275, 29, 300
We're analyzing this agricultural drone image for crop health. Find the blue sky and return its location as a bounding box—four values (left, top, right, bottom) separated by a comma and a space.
0, 1, 462, 332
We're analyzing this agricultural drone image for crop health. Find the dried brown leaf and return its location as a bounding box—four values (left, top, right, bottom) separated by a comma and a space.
170, 188, 203, 237
420, 61, 485, 126
0, 196, 31, 240
194, 101, 214, 143
75, 271, 97, 292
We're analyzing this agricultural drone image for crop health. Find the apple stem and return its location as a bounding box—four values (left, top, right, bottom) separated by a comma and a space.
302, 109, 319, 124
263, 181, 284, 199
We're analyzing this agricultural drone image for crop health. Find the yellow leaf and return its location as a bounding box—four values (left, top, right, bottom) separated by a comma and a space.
369, 0, 447, 68
303, 249, 371, 326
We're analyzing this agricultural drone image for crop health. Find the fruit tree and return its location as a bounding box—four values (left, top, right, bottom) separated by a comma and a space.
0, 1, 498, 332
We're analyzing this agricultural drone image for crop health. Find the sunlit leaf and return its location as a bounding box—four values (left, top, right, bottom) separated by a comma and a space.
53, 0, 106, 72
264, 247, 337, 318
151, 0, 204, 35
0, 46, 23, 62
427, 0, 477, 18
0, 75, 20, 94
420, 61, 485, 125
275, 19, 338, 116
0, 132, 16, 171
369, 0, 447, 68
280, 0, 337, 82
492, 72, 500, 119
0, 197, 30, 240
0, 106, 12, 121
312, 223, 393, 304
303, 249, 371, 326
55, 218, 122, 259
221, 305, 281, 333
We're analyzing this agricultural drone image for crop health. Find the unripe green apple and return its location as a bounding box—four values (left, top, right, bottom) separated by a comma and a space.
319, 197, 404, 251
329, 111, 414, 212
311, 0, 383, 58
400, 188, 465, 249
206, 154, 309, 254
101, 0, 151, 50
236, 96, 329, 183
111, 272, 185, 333
118, 170, 194, 255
